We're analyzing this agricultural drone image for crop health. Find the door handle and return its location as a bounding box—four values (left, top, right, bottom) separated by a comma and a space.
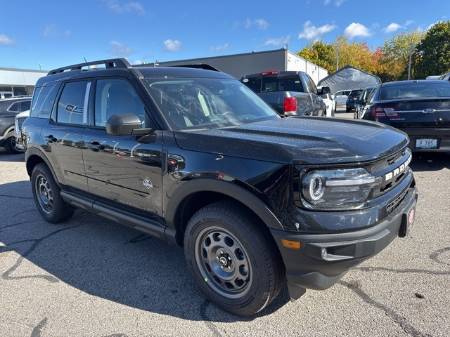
45, 135, 57, 143
89, 141, 104, 151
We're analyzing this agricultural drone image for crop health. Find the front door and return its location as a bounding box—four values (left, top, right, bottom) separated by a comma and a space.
83, 78, 164, 216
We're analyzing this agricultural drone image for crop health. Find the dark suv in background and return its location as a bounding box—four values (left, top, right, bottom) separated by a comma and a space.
23, 59, 417, 316
0, 97, 31, 153
241, 71, 328, 117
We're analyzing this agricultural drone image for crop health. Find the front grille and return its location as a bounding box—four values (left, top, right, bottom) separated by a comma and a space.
386, 187, 409, 214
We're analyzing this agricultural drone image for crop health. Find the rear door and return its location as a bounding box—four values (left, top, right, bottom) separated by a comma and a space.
301, 73, 322, 115
44, 80, 91, 190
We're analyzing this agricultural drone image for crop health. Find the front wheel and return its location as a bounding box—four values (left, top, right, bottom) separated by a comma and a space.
184, 201, 284, 316
4, 136, 20, 154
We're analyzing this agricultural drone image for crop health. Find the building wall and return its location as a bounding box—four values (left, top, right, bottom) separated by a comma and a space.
152, 49, 328, 84
0, 68, 47, 86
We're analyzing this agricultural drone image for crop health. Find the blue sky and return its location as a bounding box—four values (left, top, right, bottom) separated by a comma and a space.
0, 0, 448, 70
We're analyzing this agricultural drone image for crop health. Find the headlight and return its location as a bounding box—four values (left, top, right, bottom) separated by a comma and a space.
301, 168, 380, 210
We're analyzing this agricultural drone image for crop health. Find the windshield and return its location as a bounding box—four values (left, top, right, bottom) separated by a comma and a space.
379, 82, 450, 100
145, 78, 279, 130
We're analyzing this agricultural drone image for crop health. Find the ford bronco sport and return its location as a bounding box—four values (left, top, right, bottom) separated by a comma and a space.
23, 59, 418, 316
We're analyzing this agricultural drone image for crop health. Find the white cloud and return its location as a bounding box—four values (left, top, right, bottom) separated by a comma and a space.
298, 21, 336, 41
324, 0, 346, 7
110, 40, 133, 57
383, 23, 402, 33
264, 35, 291, 47
103, 0, 145, 15
344, 22, 371, 39
0, 34, 14, 45
43, 24, 71, 38
244, 18, 269, 30
163, 39, 182, 52
210, 43, 230, 52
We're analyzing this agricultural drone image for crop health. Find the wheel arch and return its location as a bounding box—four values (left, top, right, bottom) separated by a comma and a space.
25, 148, 60, 186
165, 179, 284, 246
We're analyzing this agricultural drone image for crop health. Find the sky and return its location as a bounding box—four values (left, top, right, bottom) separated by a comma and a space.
0, 0, 448, 70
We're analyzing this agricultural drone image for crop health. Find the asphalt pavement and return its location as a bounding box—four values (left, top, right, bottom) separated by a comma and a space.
0, 146, 449, 337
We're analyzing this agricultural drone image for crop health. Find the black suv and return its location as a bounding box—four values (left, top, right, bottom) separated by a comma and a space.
23, 59, 418, 316
0, 97, 31, 152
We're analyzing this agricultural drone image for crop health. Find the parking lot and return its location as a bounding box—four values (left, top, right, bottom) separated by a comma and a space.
0, 143, 449, 337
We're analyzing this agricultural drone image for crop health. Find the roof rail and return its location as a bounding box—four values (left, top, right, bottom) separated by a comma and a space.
171, 64, 220, 72
48, 58, 130, 75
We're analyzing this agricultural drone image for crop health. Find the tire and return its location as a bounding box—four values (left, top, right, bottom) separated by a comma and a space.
31, 163, 74, 223
4, 136, 20, 154
184, 201, 284, 316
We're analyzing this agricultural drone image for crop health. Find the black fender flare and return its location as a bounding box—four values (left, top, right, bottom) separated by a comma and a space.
25, 147, 61, 186
165, 179, 284, 231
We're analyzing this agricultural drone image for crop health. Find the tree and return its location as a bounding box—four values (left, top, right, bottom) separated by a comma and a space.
378, 31, 424, 81
298, 41, 335, 73
333, 37, 380, 74
414, 21, 450, 78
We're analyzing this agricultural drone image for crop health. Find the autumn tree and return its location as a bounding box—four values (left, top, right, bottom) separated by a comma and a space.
378, 31, 424, 81
298, 41, 335, 73
414, 21, 450, 78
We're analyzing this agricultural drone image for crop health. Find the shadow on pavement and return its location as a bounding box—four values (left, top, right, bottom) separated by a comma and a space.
0, 180, 289, 324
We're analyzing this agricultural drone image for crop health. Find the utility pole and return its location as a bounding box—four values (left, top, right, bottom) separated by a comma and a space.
407, 44, 415, 80
335, 44, 339, 71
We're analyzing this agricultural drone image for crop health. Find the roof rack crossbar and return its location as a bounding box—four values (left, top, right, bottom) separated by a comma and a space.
48, 58, 130, 75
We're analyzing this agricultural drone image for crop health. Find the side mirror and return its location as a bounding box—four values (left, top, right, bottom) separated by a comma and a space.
318, 86, 331, 95
106, 113, 142, 136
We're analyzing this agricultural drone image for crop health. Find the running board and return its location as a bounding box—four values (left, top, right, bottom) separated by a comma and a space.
60, 190, 171, 242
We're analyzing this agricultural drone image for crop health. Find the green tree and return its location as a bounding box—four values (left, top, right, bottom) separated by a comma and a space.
298, 41, 335, 73
414, 21, 450, 78
379, 31, 424, 81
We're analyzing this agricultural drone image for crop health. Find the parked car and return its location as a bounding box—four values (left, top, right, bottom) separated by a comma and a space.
241, 71, 328, 117
332, 90, 351, 111
362, 80, 450, 152
0, 97, 31, 153
346, 89, 363, 112
14, 109, 30, 151
320, 92, 335, 117
23, 58, 417, 316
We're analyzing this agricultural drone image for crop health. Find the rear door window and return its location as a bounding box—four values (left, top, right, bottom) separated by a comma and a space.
57, 81, 91, 125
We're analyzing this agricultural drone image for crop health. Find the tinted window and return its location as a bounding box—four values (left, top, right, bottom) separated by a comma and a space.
261, 77, 278, 92
260, 76, 304, 93
145, 78, 278, 130
349, 90, 363, 98
21, 100, 31, 111
57, 81, 90, 125
379, 82, 450, 100
242, 77, 262, 92
31, 85, 59, 118
303, 74, 317, 93
95, 79, 146, 127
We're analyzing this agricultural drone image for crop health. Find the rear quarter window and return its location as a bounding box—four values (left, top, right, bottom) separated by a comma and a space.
30, 84, 60, 118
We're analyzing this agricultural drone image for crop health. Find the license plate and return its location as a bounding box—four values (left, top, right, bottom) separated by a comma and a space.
416, 138, 438, 149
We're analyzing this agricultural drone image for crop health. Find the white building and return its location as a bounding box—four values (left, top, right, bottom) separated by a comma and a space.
0, 67, 47, 98
151, 48, 328, 84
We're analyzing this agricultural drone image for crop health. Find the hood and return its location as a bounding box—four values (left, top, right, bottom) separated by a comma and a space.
174, 117, 408, 165
16, 110, 30, 119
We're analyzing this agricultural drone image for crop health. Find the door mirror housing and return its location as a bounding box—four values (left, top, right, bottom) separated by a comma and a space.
318, 86, 331, 95
105, 113, 142, 136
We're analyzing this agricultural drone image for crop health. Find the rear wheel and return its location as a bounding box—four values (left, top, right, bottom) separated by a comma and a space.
184, 201, 284, 316
31, 163, 74, 223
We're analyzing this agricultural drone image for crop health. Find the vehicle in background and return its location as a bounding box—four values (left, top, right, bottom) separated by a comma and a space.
0, 97, 31, 153
440, 72, 450, 81
1, 92, 13, 99
14, 109, 30, 151
332, 90, 351, 111
362, 80, 450, 152
241, 71, 329, 117
23, 58, 417, 316
426, 75, 442, 80
346, 89, 363, 112
354, 87, 376, 119
320, 92, 335, 117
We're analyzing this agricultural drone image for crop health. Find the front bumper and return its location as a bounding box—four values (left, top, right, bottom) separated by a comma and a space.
271, 186, 418, 298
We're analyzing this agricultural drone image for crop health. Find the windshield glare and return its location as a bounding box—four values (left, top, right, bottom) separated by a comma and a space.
145, 78, 278, 130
